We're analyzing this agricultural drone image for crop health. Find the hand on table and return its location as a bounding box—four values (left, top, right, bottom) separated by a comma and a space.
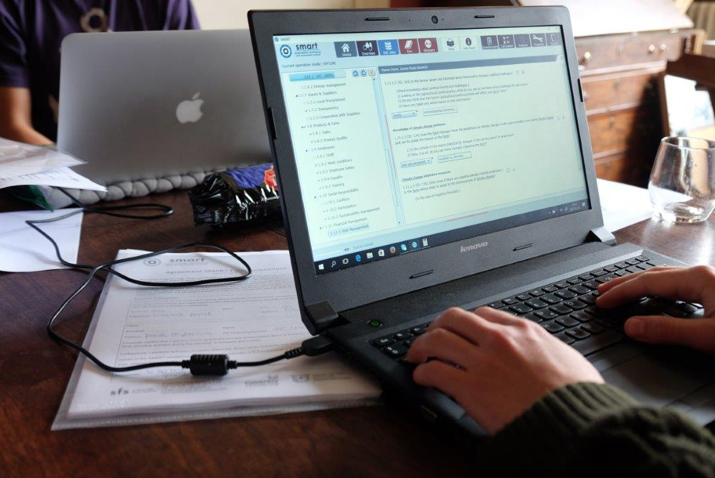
406, 307, 603, 435
597, 265, 715, 356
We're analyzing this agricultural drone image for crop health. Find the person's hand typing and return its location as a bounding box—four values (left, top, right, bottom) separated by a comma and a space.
406, 307, 603, 434
596, 265, 715, 356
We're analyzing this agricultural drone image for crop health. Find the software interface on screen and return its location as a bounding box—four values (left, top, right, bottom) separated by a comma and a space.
273, 26, 590, 275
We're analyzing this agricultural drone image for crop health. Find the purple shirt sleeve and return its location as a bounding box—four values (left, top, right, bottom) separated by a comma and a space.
163, 0, 201, 30
0, 2, 29, 87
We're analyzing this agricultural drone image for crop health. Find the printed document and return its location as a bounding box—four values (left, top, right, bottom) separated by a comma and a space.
0, 167, 106, 191
0, 208, 83, 272
0, 137, 84, 180
64, 250, 380, 421
597, 179, 653, 232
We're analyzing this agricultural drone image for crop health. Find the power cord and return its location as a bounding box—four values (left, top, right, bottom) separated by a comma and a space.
26, 188, 332, 376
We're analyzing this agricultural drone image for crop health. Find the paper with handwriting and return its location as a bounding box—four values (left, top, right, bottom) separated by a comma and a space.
65, 250, 380, 420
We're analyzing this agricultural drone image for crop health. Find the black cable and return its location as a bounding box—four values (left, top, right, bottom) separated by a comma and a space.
28, 188, 308, 375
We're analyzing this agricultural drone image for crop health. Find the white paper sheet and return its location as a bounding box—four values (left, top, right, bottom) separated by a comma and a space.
597, 179, 653, 232
0, 208, 83, 272
64, 250, 380, 422
0, 138, 84, 180
0, 167, 106, 191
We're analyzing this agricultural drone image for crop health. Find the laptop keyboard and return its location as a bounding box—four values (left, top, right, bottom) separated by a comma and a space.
372, 255, 703, 362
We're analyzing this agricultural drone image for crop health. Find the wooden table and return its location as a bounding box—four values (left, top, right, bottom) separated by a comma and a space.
1, 190, 714, 477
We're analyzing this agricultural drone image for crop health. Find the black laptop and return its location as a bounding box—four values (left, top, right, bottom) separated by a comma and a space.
249, 6, 715, 438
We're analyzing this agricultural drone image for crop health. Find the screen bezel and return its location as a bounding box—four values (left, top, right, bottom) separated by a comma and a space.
249, 7, 605, 331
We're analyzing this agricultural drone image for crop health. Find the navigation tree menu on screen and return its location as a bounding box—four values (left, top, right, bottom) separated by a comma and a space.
273, 27, 590, 274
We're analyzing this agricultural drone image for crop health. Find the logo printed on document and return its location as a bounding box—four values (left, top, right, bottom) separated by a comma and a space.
169, 257, 206, 264
176, 92, 204, 124
399, 39, 419, 54
418, 38, 438, 53
279, 44, 292, 58
378, 40, 399, 55
334, 41, 357, 57
357, 40, 379, 56
245, 375, 279, 387
291, 375, 310, 383
143, 258, 162, 266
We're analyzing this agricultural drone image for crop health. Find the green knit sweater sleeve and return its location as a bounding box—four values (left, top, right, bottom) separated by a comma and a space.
479, 382, 715, 477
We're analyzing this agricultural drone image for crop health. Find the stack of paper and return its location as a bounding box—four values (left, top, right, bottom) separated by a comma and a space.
0, 137, 105, 191
53, 250, 381, 429
597, 178, 653, 232
0, 208, 83, 272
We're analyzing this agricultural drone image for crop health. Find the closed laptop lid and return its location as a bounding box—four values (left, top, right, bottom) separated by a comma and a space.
249, 8, 605, 333
58, 29, 271, 185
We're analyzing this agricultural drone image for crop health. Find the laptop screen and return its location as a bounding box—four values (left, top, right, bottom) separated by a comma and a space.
273, 26, 590, 275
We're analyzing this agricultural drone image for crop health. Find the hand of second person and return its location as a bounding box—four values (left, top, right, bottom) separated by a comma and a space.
597, 265, 715, 356
406, 307, 604, 435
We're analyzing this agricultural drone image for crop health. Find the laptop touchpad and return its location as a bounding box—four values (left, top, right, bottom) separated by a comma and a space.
601, 347, 715, 409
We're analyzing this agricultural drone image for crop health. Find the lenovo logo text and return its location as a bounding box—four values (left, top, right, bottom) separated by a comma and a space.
460, 242, 489, 253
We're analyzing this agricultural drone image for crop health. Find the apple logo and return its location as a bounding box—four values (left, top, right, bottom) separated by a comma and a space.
176, 92, 204, 124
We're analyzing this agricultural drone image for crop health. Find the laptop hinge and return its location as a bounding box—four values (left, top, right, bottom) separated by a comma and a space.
587, 226, 616, 246
305, 301, 344, 333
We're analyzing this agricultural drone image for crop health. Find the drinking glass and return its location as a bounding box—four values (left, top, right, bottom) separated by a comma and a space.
648, 137, 715, 224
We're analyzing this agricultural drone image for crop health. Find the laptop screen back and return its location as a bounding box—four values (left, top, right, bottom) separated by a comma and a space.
273, 26, 590, 275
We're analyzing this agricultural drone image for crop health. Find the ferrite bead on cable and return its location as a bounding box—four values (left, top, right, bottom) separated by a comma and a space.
284, 347, 305, 359
186, 354, 230, 376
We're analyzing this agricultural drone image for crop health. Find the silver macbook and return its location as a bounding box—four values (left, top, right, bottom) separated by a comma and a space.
57, 29, 271, 185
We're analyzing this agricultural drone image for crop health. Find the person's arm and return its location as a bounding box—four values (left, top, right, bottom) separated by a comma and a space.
0, 86, 53, 145
483, 381, 715, 476
406, 304, 715, 476
0, 4, 52, 145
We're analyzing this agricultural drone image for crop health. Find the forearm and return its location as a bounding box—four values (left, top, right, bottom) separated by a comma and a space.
480, 382, 715, 477
0, 122, 52, 145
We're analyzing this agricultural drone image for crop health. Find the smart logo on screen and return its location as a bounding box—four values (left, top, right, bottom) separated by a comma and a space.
279, 42, 323, 59
287, 42, 322, 58
279, 44, 292, 58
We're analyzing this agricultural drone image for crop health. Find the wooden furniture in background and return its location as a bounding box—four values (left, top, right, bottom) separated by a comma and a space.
393, 0, 704, 186
666, 53, 715, 107
2, 189, 715, 476
576, 29, 700, 185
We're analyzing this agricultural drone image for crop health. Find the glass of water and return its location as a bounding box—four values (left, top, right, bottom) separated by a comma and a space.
649, 137, 715, 224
